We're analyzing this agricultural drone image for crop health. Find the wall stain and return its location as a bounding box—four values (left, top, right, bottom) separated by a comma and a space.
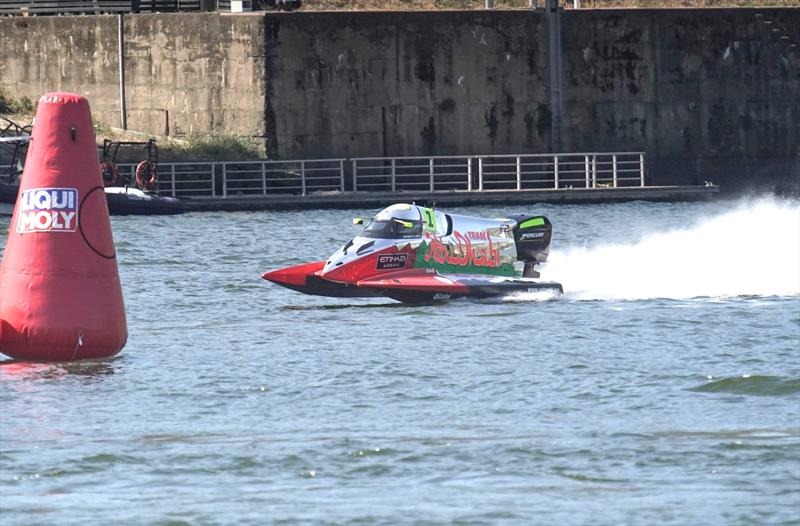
502, 87, 515, 144
421, 116, 436, 155
439, 98, 455, 113
263, 17, 281, 157
485, 104, 498, 144
413, 31, 435, 85
524, 111, 535, 142
536, 104, 552, 138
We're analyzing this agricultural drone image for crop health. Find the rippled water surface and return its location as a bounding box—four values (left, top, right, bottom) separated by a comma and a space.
1, 198, 799, 525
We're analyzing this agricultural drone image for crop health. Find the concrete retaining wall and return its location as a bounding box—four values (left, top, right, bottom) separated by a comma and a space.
560, 9, 800, 189
0, 13, 266, 138
1, 8, 798, 191
263, 11, 550, 161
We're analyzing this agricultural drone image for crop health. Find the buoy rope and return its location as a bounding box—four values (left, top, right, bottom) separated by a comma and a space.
70, 331, 84, 361
78, 186, 116, 260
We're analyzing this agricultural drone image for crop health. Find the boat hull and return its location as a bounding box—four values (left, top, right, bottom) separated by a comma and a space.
105, 190, 184, 216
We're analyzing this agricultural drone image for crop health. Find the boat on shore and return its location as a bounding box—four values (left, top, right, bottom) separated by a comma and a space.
104, 186, 183, 215
1, 132, 184, 216
0, 123, 30, 217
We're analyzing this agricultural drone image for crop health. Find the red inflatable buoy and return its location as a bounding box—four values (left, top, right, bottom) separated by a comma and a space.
0, 93, 127, 361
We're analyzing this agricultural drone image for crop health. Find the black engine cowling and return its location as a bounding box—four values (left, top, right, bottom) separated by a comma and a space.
510, 215, 553, 273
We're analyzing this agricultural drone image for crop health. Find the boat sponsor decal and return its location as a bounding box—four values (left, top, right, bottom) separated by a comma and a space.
520, 231, 545, 240
376, 253, 408, 270
425, 231, 500, 268
414, 231, 518, 277
17, 188, 78, 233
421, 207, 437, 231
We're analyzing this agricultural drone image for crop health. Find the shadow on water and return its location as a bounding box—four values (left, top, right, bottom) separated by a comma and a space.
280, 302, 434, 311
279, 292, 563, 311
0, 357, 119, 382
690, 375, 800, 396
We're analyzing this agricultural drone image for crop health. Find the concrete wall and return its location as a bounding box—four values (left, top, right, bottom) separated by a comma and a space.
1, 8, 798, 190
560, 9, 800, 189
1, 16, 120, 115
124, 13, 266, 137
263, 11, 549, 160
0, 13, 266, 138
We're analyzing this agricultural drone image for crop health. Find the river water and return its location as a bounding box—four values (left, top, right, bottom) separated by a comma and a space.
1, 197, 798, 525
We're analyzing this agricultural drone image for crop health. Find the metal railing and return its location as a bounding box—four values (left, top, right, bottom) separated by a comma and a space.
476, 152, 645, 191
0, 0, 201, 15
116, 158, 346, 198
351, 152, 644, 193
114, 151, 645, 199
351, 156, 472, 193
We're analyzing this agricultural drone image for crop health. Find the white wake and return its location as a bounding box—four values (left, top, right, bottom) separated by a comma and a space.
543, 197, 800, 301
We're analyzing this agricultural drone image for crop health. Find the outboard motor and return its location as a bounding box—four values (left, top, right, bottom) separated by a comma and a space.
510, 215, 553, 277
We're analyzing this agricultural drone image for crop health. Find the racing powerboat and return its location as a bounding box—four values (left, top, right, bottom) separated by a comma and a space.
262, 203, 563, 303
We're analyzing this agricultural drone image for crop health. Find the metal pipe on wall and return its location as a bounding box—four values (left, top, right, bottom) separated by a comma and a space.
546, 0, 563, 152
118, 14, 127, 130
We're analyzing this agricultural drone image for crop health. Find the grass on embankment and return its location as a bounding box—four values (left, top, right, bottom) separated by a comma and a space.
92, 122, 265, 162
2, 87, 264, 163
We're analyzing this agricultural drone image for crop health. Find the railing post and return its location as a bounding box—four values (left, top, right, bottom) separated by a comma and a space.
352, 159, 358, 192
301, 161, 307, 196
429, 158, 434, 192
171, 164, 176, 196
467, 157, 472, 191
221, 163, 227, 198
584, 155, 590, 189
478, 157, 484, 191
612, 154, 618, 188
391, 158, 396, 192
554, 155, 559, 189
339, 160, 345, 192
639, 153, 645, 187
262, 162, 267, 196
516, 155, 521, 190
592, 155, 597, 188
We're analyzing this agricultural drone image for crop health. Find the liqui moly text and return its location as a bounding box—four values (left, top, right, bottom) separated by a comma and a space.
17, 188, 79, 233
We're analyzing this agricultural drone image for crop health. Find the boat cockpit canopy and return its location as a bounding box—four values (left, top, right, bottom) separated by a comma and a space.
360, 204, 423, 239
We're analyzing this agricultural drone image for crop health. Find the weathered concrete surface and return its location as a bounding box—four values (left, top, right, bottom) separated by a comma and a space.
0, 13, 266, 138
263, 11, 550, 161
1, 9, 797, 192
124, 13, 266, 137
263, 8, 798, 191
1, 16, 120, 112
560, 8, 800, 191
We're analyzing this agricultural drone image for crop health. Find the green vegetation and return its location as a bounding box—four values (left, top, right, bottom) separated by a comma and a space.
0, 97, 264, 161
163, 134, 264, 161
92, 126, 266, 162
0, 86, 35, 116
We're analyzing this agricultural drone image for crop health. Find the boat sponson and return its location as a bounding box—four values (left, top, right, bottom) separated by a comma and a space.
262, 261, 383, 298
